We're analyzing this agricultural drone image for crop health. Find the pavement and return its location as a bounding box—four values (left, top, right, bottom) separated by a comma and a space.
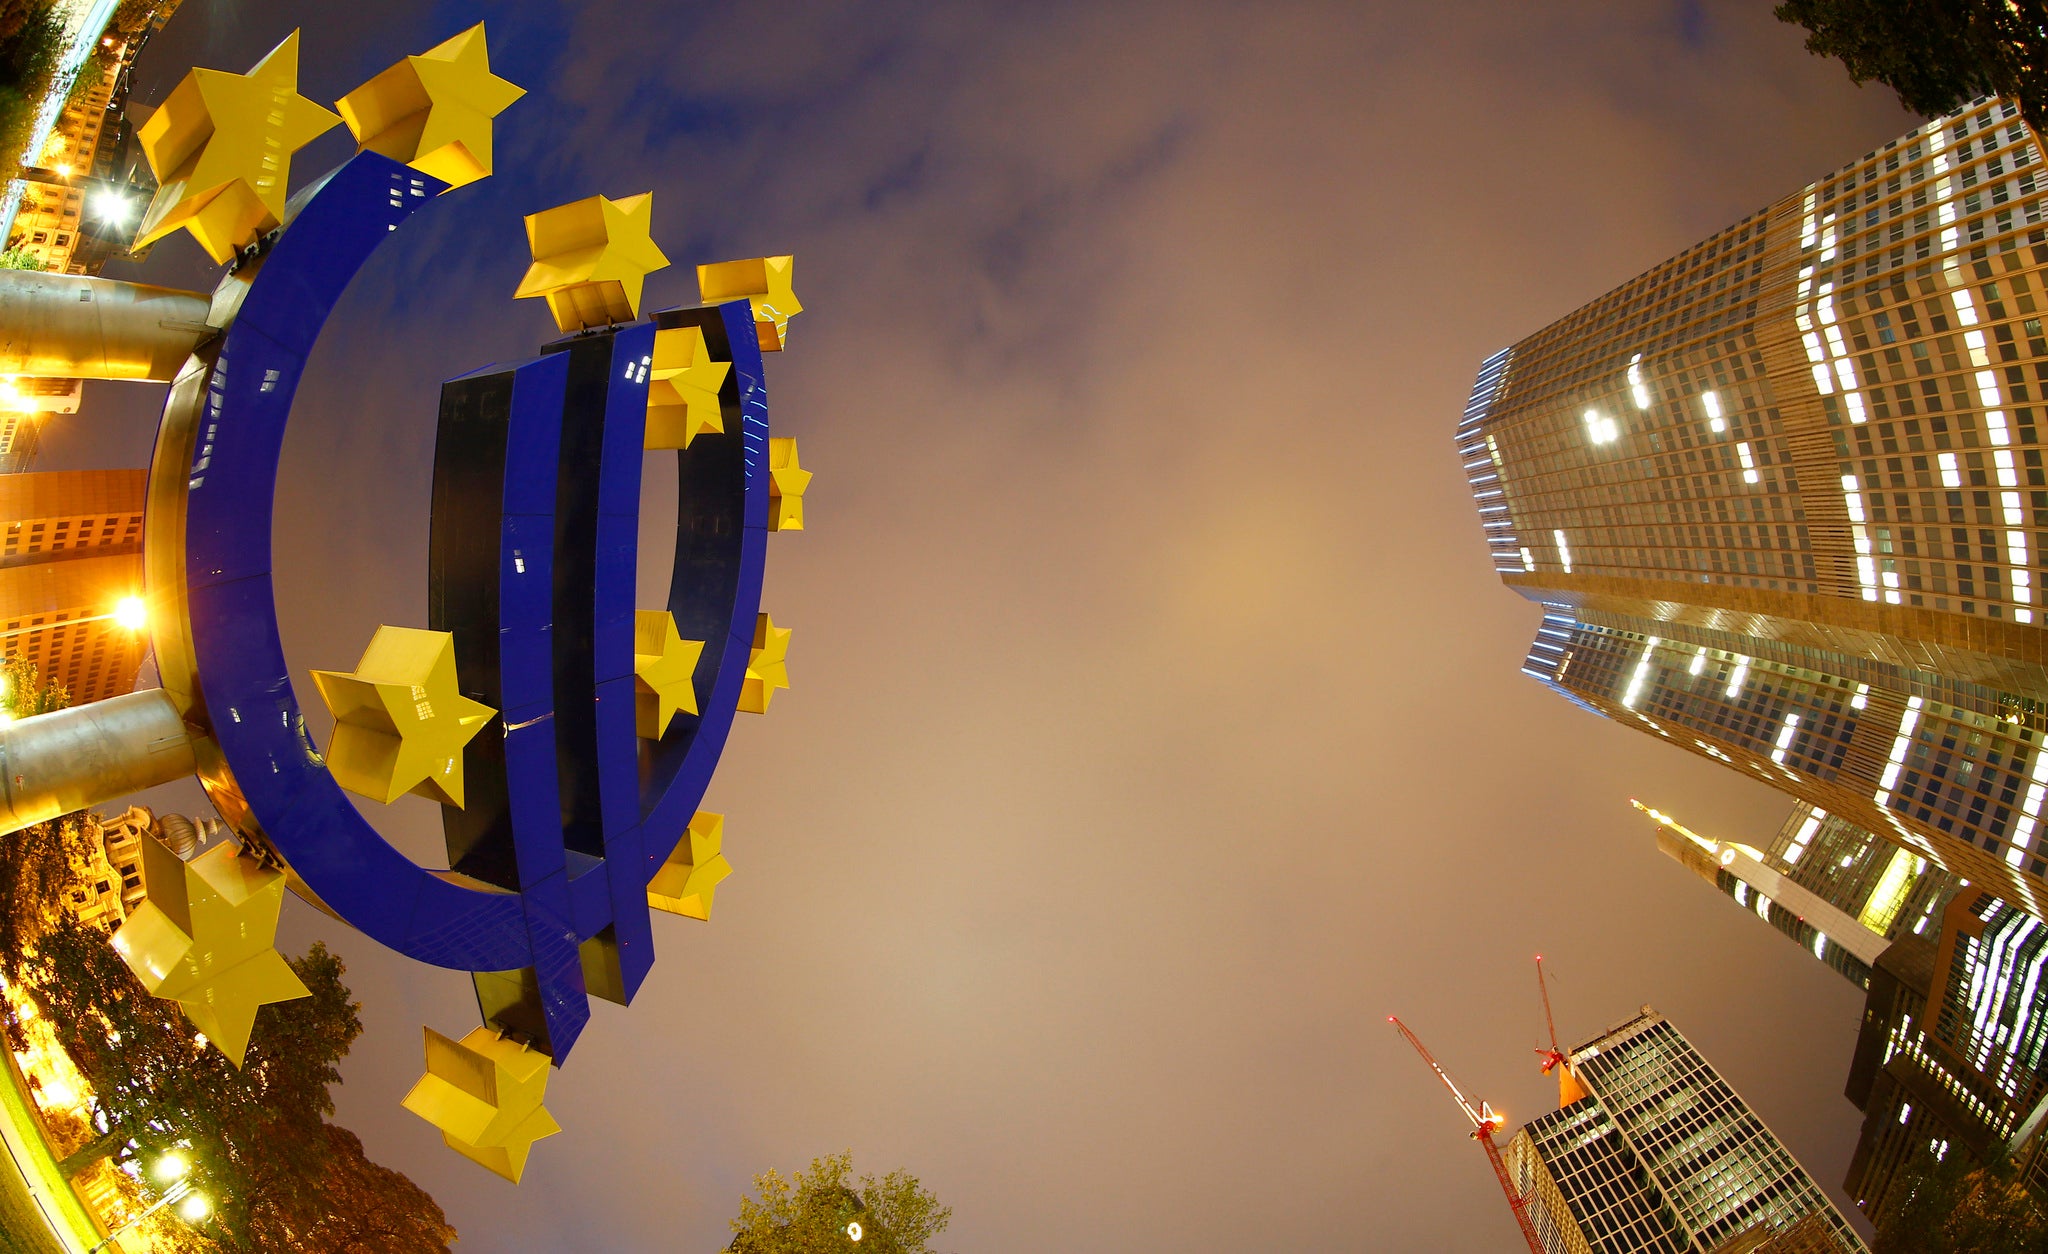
0, 1047, 100, 1254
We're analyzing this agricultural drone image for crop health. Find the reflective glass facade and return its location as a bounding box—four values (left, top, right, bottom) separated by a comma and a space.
1467, 99, 2048, 918
1645, 801, 1957, 989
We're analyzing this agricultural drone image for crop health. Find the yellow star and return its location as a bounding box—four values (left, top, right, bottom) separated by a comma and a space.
697, 255, 802, 352
336, 23, 525, 190
645, 324, 731, 448
514, 192, 670, 332
634, 610, 704, 740
110, 835, 311, 1068
402, 1026, 560, 1184
738, 612, 791, 714
767, 438, 811, 532
647, 811, 731, 921
310, 626, 496, 807
133, 31, 343, 263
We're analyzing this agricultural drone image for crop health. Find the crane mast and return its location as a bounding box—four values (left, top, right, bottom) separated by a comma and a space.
1389, 1016, 1548, 1254
1535, 955, 1566, 1075
1532, 956, 1588, 1108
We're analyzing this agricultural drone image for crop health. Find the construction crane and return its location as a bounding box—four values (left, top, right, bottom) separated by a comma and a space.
1533, 955, 1588, 1108
1389, 1016, 1547, 1254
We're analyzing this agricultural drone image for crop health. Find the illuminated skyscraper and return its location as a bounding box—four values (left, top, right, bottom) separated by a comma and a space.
0, 469, 147, 703
1841, 886, 2048, 1217
1640, 800, 1957, 989
1506, 1007, 1866, 1253
1463, 97, 2048, 915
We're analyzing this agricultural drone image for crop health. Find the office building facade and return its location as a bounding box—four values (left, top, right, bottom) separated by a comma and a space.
1641, 800, 1957, 988
1463, 97, 2048, 914
1506, 1008, 1866, 1253
1841, 883, 2048, 1217
0, 469, 146, 703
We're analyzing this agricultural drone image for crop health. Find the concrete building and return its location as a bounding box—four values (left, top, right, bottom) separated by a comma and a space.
1463, 96, 2048, 916
0, 469, 146, 703
1507, 1008, 1867, 1253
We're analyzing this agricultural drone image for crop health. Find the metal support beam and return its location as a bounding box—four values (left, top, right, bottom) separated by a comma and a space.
0, 273, 211, 381
0, 689, 195, 834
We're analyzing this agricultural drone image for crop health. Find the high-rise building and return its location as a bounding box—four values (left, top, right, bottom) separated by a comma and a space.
1639, 800, 1958, 988
1841, 885, 2048, 1217
0, 469, 147, 703
1462, 96, 2048, 916
1506, 1007, 1867, 1253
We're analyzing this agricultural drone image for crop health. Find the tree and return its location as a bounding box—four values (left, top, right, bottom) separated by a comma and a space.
729, 1152, 952, 1254
294, 1125, 456, 1254
0, 659, 84, 972
1775, 1, 2048, 138
1873, 1146, 2048, 1253
14, 925, 450, 1252
0, 1, 63, 176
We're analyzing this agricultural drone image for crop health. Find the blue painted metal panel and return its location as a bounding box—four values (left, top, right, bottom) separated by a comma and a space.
176, 149, 783, 1065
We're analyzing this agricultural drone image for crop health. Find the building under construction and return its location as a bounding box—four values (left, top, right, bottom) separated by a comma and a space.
1506, 1008, 1866, 1254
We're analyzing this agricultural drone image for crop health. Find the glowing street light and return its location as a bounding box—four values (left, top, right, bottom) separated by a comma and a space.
88, 1172, 208, 1251
90, 189, 137, 226
0, 594, 148, 642
153, 1152, 188, 1183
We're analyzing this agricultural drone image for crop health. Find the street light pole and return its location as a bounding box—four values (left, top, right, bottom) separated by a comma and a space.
87, 1175, 206, 1253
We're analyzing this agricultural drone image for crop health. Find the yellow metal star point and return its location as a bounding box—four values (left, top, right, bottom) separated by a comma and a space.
697, 255, 802, 351
514, 192, 670, 332
109, 835, 311, 1068
310, 626, 495, 807
647, 811, 731, 921
134, 30, 343, 263
767, 437, 811, 532
337, 22, 525, 190
739, 612, 791, 714
402, 1026, 560, 1184
644, 324, 731, 449
633, 610, 704, 740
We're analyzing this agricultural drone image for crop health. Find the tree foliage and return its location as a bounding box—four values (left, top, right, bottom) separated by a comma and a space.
730, 1152, 952, 1254
0, 660, 81, 968
293, 1125, 457, 1254
1775, 0, 2048, 137
14, 924, 450, 1252
0, 1, 63, 179
2, 655, 68, 719
1873, 1147, 2048, 1253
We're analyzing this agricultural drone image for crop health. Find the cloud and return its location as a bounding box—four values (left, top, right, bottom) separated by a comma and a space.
48, 3, 1918, 1248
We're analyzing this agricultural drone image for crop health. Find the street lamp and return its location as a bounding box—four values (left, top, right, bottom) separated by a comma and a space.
87, 1156, 208, 1252
0, 595, 147, 642
88, 189, 137, 227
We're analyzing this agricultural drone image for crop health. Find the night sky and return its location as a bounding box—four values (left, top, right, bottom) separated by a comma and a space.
38, 2, 1929, 1249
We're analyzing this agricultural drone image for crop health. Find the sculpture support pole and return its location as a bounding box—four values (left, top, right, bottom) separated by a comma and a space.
0, 273, 211, 381
0, 689, 195, 835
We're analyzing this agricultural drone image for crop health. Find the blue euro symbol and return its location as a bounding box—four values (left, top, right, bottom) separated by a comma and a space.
151, 151, 770, 1062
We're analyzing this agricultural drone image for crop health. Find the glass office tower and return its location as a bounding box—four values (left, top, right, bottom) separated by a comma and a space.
1507, 1008, 1867, 1253
1843, 886, 2048, 1217
1642, 800, 1958, 988
1464, 97, 2048, 915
